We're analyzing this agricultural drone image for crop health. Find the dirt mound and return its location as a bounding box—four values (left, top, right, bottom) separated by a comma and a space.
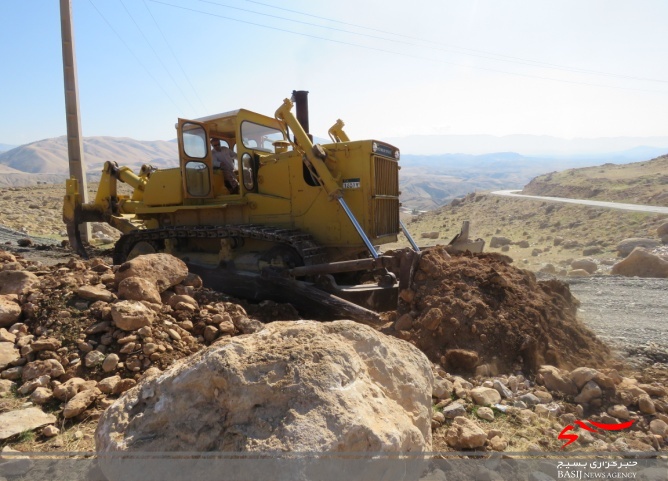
389, 247, 610, 374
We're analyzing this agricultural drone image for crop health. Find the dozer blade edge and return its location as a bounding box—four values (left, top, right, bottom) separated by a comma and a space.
186, 263, 384, 326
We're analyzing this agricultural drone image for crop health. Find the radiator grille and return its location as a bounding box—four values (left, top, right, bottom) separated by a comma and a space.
373, 156, 399, 196
374, 197, 399, 237
372, 156, 400, 237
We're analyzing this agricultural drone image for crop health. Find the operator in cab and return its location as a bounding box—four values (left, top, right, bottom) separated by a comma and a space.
211, 138, 239, 194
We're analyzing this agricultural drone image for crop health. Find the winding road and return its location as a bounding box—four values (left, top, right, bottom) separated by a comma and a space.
491, 190, 668, 215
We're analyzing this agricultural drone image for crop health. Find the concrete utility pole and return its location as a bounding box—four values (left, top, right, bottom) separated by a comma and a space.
60, 0, 90, 242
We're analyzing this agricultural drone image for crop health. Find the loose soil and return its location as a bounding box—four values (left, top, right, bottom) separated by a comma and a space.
387, 247, 610, 374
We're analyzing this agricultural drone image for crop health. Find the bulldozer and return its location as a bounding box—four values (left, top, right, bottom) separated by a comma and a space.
63, 91, 484, 323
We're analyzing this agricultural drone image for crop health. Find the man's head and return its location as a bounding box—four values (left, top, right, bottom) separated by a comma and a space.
211, 139, 222, 150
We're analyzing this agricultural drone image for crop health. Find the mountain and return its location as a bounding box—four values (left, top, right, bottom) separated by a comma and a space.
523, 154, 668, 206
0, 136, 178, 175
396, 151, 664, 211
385, 134, 668, 157
0, 143, 17, 153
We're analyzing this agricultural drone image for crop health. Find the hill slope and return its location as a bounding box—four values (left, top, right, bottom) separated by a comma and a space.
523, 155, 668, 206
0, 136, 178, 182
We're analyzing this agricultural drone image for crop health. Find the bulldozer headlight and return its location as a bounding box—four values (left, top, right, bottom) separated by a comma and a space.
372, 142, 378, 153
394, 149, 400, 160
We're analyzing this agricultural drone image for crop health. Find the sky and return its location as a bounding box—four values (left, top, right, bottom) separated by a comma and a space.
2, 0, 668, 149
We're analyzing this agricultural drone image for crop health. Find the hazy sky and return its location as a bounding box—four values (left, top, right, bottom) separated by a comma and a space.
2, 0, 668, 146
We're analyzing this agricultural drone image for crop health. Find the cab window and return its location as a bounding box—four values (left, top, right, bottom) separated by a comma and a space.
241, 121, 284, 152
182, 123, 207, 158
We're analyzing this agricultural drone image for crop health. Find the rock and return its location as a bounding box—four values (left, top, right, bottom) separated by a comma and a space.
658, 222, 668, 239
538, 365, 578, 396
53, 378, 97, 402
30, 387, 53, 405
571, 259, 597, 274
649, 419, 667, 436
117, 277, 162, 304
517, 240, 530, 248
490, 236, 512, 248
0, 407, 57, 440
96, 320, 433, 452
607, 404, 630, 420
30, 337, 61, 352
0, 295, 22, 327
0, 379, 15, 396
476, 407, 495, 421
419, 308, 442, 330
42, 425, 60, 437
519, 394, 540, 407
76, 285, 115, 303
538, 264, 556, 274
533, 391, 553, 404
471, 387, 501, 406
22, 359, 65, 382
102, 353, 120, 372
444, 349, 479, 372
489, 436, 508, 451
582, 247, 602, 256
420, 232, 439, 239
574, 381, 602, 404
394, 313, 414, 331
85, 350, 106, 368
63, 388, 101, 419
17, 375, 50, 395
492, 380, 513, 399
570, 367, 599, 389
611, 247, 668, 278
432, 377, 453, 400
98, 375, 122, 395
445, 416, 487, 449
0, 328, 16, 343
0, 270, 40, 295
638, 395, 656, 415
0, 342, 20, 370
441, 402, 467, 419
616, 238, 661, 257
567, 269, 590, 277
115, 253, 188, 293
110, 300, 156, 331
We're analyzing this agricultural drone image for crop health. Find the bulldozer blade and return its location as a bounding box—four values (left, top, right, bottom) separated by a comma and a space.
66, 223, 89, 259
187, 263, 384, 326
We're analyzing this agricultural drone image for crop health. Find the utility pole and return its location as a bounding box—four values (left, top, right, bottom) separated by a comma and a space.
60, 0, 90, 242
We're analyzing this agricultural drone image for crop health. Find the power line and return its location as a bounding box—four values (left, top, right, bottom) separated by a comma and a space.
242, 0, 668, 85
142, 0, 207, 112
87, 0, 184, 114
148, 0, 668, 95
118, 0, 197, 112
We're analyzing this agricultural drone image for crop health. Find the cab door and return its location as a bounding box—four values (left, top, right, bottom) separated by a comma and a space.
177, 119, 213, 200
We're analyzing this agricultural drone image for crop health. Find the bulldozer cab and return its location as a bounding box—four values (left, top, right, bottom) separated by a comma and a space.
178, 110, 288, 199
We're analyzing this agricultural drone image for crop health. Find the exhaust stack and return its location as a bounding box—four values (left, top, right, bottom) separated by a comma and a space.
291, 90, 312, 141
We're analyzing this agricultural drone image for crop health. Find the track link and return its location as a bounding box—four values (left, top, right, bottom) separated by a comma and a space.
113, 224, 328, 266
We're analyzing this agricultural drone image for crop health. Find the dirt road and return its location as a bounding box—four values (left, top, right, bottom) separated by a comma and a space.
567, 276, 668, 368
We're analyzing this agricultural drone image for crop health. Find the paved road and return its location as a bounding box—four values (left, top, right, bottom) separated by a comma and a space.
491, 190, 668, 214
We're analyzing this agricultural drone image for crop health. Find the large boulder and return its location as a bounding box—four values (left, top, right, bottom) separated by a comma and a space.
611, 248, 668, 278
114, 254, 188, 293
616, 238, 661, 258
96, 320, 433, 453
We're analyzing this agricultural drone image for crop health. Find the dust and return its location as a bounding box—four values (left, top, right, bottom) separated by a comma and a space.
388, 246, 610, 374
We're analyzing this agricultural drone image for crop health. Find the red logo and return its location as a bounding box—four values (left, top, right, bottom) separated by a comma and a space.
558, 419, 635, 448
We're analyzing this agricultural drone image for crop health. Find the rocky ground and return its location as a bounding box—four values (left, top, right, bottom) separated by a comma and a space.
1, 247, 667, 457
0, 183, 667, 460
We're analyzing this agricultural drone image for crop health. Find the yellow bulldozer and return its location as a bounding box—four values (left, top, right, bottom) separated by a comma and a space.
63, 91, 483, 323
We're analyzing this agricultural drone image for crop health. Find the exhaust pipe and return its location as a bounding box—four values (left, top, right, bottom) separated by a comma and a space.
291, 90, 312, 141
